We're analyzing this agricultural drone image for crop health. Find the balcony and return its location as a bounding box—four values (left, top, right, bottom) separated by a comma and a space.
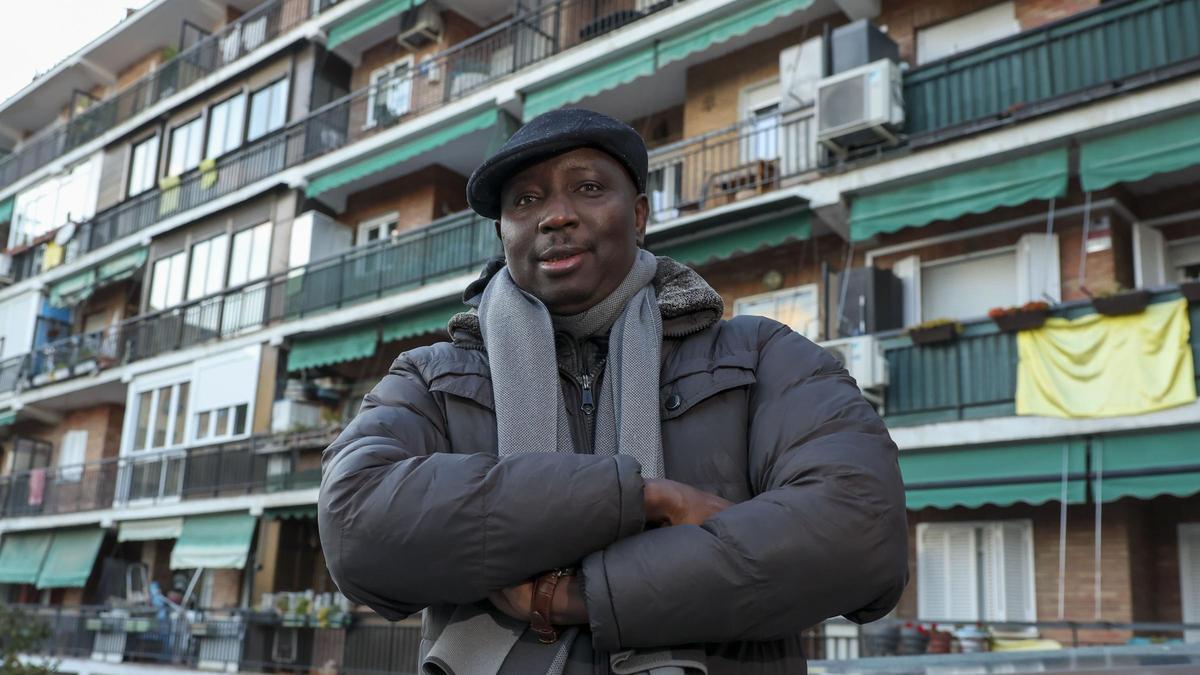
881, 288, 1200, 427
902, 0, 1200, 144
4, 210, 497, 395
0, 0, 335, 195
10, 0, 684, 283
646, 107, 815, 222
0, 427, 334, 520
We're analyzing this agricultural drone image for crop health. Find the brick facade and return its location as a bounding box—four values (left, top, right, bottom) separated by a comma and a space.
339, 164, 469, 239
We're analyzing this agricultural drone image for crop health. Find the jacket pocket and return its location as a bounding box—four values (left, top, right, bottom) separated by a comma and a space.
660, 352, 757, 420
428, 372, 493, 411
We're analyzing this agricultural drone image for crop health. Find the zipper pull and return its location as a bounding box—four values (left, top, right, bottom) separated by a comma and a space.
579, 373, 595, 415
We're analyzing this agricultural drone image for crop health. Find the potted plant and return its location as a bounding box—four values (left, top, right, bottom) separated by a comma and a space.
905, 319, 961, 346
1089, 284, 1151, 316
987, 301, 1051, 333
1181, 277, 1200, 303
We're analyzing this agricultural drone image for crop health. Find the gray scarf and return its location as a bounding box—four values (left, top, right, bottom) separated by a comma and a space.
423, 250, 704, 675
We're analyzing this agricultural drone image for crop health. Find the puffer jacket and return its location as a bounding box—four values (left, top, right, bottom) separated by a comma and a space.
319, 257, 909, 674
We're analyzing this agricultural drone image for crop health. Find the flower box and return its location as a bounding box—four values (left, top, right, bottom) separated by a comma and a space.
991, 309, 1049, 333
1091, 289, 1151, 317
907, 323, 959, 346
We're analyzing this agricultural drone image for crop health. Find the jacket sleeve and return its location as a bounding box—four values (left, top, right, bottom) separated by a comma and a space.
319, 354, 646, 620
581, 320, 908, 650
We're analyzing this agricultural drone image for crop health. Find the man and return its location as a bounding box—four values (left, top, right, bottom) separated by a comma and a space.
319, 109, 908, 674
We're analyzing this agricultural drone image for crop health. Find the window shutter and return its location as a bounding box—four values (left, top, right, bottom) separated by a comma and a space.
58, 430, 88, 482
1016, 233, 1061, 304
1180, 524, 1200, 643
919, 524, 979, 621
917, 524, 949, 620
980, 524, 1004, 620
945, 526, 979, 621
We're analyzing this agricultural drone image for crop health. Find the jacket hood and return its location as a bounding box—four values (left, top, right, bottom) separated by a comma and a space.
446, 255, 725, 345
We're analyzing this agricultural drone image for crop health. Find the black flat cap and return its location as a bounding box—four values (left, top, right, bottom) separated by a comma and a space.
466, 108, 648, 220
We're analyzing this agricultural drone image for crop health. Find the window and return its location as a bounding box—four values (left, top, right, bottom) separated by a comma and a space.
168, 117, 204, 176
921, 249, 1018, 321
193, 403, 249, 441
740, 79, 780, 162
917, 521, 1036, 623
357, 214, 398, 244
207, 93, 247, 158
149, 251, 188, 311
58, 430, 88, 482
917, 2, 1021, 65
128, 135, 160, 197
228, 222, 272, 286
131, 382, 190, 452
187, 235, 229, 301
647, 162, 683, 220
735, 285, 820, 340
366, 58, 414, 128
248, 79, 289, 141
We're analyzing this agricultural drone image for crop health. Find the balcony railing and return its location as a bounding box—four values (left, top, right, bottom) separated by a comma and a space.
0, 0, 329, 194
646, 108, 815, 222
11, 0, 682, 282
882, 288, 1200, 426
903, 0, 1200, 140
0, 427, 334, 519
5, 210, 497, 395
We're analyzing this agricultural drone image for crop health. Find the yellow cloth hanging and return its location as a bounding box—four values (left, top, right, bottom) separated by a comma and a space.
1016, 298, 1195, 418
199, 158, 218, 189
41, 241, 64, 271
158, 175, 181, 216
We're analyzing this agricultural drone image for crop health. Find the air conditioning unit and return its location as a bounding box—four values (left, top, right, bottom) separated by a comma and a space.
397, 3, 443, 51
816, 59, 904, 157
819, 335, 888, 393
0, 252, 12, 285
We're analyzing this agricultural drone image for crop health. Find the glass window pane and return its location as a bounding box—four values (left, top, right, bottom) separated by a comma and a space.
234, 403, 248, 435
168, 118, 203, 176
150, 259, 170, 310
173, 383, 189, 446
215, 407, 230, 437
248, 79, 287, 141
129, 135, 159, 196
135, 391, 153, 450
207, 93, 246, 158
229, 228, 252, 286
154, 386, 171, 448
186, 240, 211, 301
167, 253, 187, 307
249, 222, 271, 280
196, 411, 210, 440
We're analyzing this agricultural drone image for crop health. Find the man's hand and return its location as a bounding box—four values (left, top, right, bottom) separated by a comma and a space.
644, 478, 733, 526
488, 575, 589, 625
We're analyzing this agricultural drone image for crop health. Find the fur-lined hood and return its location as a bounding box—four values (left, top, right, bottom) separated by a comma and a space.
446, 255, 725, 345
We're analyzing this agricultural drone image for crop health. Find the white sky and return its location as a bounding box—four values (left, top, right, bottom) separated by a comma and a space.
0, 0, 154, 105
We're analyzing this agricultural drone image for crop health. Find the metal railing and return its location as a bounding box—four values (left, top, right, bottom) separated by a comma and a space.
11, 0, 682, 281
0, 427, 334, 519
646, 108, 815, 222
0, 0, 326, 194
903, 0, 1200, 139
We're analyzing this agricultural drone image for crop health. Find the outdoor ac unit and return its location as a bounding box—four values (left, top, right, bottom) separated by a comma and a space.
0, 252, 12, 285
816, 59, 904, 157
397, 3, 443, 51
819, 335, 888, 392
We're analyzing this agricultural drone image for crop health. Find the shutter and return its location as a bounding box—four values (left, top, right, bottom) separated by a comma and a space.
945, 526, 979, 621
1180, 524, 1200, 643
1016, 234, 1061, 304
980, 525, 1004, 620
919, 523, 979, 621
892, 255, 921, 327
917, 524, 949, 620
1133, 224, 1168, 288
1002, 520, 1037, 622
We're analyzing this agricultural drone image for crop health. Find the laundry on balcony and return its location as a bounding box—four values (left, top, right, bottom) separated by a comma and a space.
158, 175, 182, 216
1016, 298, 1196, 418
26, 468, 45, 507
199, 157, 219, 189
40, 241, 64, 272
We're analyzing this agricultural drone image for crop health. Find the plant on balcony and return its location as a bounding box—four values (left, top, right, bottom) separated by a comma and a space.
1180, 278, 1200, 303
0, 604, 55, 674
1089, 284, 1151, 317
987, 301, 1051, 333
904, 318, 962, 346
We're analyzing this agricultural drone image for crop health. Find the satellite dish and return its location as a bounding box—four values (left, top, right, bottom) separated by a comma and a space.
55, 222, 77, 246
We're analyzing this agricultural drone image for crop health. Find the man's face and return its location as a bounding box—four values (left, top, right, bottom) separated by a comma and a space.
497, 147, 648, 315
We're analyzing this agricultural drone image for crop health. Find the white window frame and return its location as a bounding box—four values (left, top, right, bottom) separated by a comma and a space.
734, 284, 820, 339
167, 116, 205, 176
647, 161, 683, 221
128, 135, 160, 197
187, 234, 229, 301
356, 212, 399, 245
917, 520, 1037, 623
206, 92, 247, 159
150, 251, 188, 311
247, 78, 290, 141
740, 78, 781, 163
365, 56, 415, 129
58, 430, 88, 482
228, 222, 272, 286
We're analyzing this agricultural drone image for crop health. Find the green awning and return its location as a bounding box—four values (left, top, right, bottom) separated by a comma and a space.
381, 300, 461, 343
288, 325, 380, 372
170, 513, 257, 570
0, 196, 13, 225
850, 148, 1068, 242
307, 109, 497, 197
1092, 426, 1200, 502
901, 439, 1087, 510
265, 505, 318, 521
97, 247, 148, 284
36, 527, 104, 589
1080, 111, 1200, 192
48, 269, 97, 308
0, 410, 15, 428
327, 0, 426, 50
117, 517, 184, 542
0, 531, 53, 584
658, 0, 813, 68
523, 48, 656, 120
655, 212, 811, 267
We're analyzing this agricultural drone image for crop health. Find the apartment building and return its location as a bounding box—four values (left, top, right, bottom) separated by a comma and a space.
0, 0, 1196, 670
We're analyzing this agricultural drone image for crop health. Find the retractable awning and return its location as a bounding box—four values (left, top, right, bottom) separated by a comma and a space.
381, 300, 460, 343
170, 513, 258, 570
265, 505, 317, 521
117, 517, 184, 542
0, 531, 52, 584
850, 148, 1068, 242
654, 212, 811, 267
327, 0, 427, 50
48, 269, 97, 308
0, 196, 13, 225
1080, 111, 1200, 192
47, 247, 148, 308
1092, 426, 1200, 502
36, 527, 104, 589
288, 325, 380, 372
901, 439, 1087, 510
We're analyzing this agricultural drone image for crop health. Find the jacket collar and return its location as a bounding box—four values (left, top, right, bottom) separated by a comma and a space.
446, 255, 725, 348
